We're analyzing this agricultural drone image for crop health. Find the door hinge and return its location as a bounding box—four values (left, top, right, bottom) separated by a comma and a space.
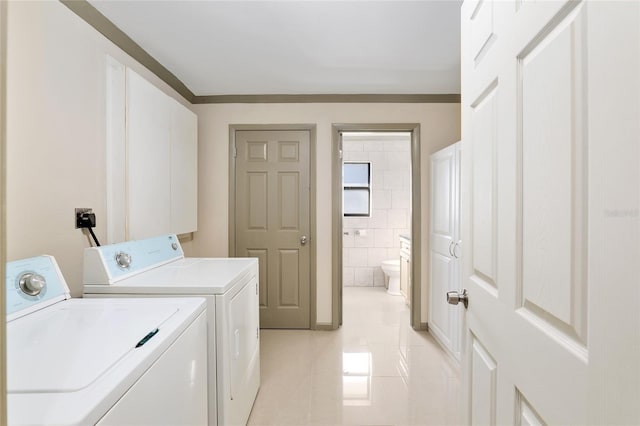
233, 143, 237, 158
256, 282, 258, 295
256, 327, 259, 339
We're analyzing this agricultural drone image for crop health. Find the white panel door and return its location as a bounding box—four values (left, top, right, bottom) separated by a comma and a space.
460, 1, 639, 424
429, 142, 461, 359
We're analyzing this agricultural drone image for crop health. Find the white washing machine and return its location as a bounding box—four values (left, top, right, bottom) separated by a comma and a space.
82, 234, 260, 426
6, 255, 208, 426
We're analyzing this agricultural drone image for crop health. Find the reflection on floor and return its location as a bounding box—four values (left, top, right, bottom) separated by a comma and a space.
248, 287, 461, 425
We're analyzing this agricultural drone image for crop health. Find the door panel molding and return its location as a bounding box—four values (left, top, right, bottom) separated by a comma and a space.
331, 123, 422, 330
470, 334, 498, 426
515, 389, 546, 426
278, 172, 301, 230
279, 249, 301, 307
229, 124, 317, 328
516, 3, 588, 347
470, 82, 498, 290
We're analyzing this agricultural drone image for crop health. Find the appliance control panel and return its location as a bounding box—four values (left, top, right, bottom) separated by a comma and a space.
6, 255, 70, 319
84, 234, 184, 284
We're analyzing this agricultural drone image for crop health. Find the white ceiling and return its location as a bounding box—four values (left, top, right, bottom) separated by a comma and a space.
89, 0, 462, 96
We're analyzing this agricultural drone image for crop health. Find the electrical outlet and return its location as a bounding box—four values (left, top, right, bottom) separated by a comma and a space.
75, 208, 93, 229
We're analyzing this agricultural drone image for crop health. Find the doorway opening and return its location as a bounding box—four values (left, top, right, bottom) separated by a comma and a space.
332, 124, 422, 330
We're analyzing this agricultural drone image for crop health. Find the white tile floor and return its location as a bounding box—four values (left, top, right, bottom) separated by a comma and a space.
248, 287, 461, 426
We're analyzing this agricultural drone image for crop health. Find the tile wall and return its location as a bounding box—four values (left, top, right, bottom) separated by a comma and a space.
343, 136, 411, 287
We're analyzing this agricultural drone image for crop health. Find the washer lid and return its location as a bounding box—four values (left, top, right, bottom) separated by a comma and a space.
7, 301, 178, 393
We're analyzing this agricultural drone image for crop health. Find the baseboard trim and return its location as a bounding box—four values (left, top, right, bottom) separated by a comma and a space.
314, 323, 337, 331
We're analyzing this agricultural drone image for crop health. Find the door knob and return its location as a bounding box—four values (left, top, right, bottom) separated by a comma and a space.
446, 289, 468, 309
300, 235, 308, 245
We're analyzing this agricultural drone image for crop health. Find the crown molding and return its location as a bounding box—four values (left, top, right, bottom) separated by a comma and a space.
60, 0, 195, 103
192, 94, 460, 104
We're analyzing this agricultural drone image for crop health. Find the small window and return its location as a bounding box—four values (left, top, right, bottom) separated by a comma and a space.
343, 162, 371, 217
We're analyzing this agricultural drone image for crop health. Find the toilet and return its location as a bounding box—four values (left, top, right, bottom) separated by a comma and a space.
381, 259, 401, 295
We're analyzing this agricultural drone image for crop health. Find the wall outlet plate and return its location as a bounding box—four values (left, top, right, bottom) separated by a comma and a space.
75, 208, 93, 229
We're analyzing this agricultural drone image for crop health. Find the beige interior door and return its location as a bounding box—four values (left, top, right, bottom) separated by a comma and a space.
460, 1, 639, 424
235, 130, 311, 329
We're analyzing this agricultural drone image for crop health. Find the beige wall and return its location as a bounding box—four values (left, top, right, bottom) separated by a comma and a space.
5, 1, 192, 296
190, 103, 460, 325
5, 1, 461, 324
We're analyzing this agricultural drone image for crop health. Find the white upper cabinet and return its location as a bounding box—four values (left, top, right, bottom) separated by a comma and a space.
106, 60, 197, 243
126, 68, 173, 240
169, 95, 198, 236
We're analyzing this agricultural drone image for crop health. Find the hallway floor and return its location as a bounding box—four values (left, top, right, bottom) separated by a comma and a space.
247, 287, 461, 425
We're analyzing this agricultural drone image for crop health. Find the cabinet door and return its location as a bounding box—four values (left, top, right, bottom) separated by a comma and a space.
105, 57, 126, 244
126, 68, 171, 240
169, 99, 198, 235
399, 254, 410, 304
429, 142, 461, 359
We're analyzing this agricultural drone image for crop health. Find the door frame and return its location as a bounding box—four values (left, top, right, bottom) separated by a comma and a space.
331, 123, 422, 330
0, 0, 7, 422
228, 124, 318, 329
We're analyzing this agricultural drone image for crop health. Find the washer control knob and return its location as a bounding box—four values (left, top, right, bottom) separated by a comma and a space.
19, 273, 46, 296
171, 243, 178, 251
115, 252, 132, 269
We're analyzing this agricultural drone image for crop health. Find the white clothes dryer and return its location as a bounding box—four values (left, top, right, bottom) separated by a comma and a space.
6, 255, 208, 426
82, 234, 260, 426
